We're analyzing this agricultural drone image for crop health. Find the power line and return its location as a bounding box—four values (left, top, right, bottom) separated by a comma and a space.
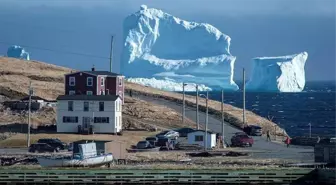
0, 41, 110, 60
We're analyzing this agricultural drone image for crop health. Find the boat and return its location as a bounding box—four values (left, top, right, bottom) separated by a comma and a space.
37, 142, 114, 167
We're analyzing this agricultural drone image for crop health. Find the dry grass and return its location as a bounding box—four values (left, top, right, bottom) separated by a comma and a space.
0, 57, 285, 136
0, 131, 157, 149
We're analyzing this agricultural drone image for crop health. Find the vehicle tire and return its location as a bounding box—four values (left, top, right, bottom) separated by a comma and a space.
55, 147, 60, 152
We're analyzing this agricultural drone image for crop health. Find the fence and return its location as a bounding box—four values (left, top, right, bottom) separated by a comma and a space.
0, 168, 334, 184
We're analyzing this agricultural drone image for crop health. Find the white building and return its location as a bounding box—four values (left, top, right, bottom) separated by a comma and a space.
187, 130, 217, 148
56, 95, 122, 134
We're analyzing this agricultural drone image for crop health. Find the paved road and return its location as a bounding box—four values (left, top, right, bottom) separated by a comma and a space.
136, 95, 314, 162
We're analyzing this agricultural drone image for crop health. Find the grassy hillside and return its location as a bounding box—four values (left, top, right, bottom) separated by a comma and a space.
0, 57, 286, 136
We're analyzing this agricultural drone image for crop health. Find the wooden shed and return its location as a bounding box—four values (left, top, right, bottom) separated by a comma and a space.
314, 140, 336, 163
72, 140, 126, 160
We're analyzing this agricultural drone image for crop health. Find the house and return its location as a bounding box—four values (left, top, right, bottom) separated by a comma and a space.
64, 67, 124, 103
56, 95, 122, 134
187, 130, 217, 148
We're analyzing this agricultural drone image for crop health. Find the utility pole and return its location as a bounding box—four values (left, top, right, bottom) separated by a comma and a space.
27, 81, 33, 147
109, 35, 114, 72
205, 91, 208, 151
196, 85, 199, 130
182, 83, 185, 125
221, 90, 226, 148
243, 68, 246, 126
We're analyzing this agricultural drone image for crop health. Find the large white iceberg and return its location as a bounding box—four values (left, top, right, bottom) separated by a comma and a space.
246, 52, 308, 92
7, 45, 30, 60
121, 5, 238, 91
126, 77, 212, 92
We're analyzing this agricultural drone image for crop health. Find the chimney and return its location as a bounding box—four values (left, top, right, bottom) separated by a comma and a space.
91, 65, 95, 71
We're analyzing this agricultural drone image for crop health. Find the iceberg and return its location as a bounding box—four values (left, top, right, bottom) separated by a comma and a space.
126, 77, 212, 92
7, 45, 30, 60
246, 52, 308, 92
121, 5, 238, 91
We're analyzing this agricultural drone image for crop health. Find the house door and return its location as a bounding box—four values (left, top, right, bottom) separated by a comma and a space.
82, 117, 91, 129
324, 147, 330, 162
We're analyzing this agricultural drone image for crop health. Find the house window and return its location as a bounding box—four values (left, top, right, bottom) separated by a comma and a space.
101, 77, 104, 86
118, 77, 122, 86
86, 91, 93, 95
84, 102, 89, 111
94, 117, 109, 123
87, 77, 93, 86
69, 77, 75, 86
68, 101, 73, 111
99, 102, 104, 111
63, 116, 78, 123
195, 135, 204, 142
69, 91, 75, 95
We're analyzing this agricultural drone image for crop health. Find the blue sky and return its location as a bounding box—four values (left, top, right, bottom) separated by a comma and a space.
0, 0, 335, 81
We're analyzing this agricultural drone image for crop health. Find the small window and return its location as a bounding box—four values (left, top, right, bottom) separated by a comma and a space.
195, 135, 204, 142
63, 116, 78, 123
68, 101, 73, 111
87, 77, 93, 86
69, 91, 75, 95
94, 117, 109, 123
86, 91, 93, 95
101, 77, 104, 86
69, 77, 75, 86
84, 102, 89, 111
99, 102, 104, 111
118, 77, 122, 86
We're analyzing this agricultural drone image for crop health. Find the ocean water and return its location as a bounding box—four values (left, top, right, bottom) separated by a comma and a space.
185, 81, 336, 137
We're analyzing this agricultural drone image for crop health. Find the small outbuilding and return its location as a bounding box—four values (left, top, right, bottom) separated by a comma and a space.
187, 130, 217, 148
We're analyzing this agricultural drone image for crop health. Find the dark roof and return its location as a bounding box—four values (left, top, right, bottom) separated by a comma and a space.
56, 95, 120, 101
188, 130, 215, 135
21, 96, 49, 102
65, 71, 121, 77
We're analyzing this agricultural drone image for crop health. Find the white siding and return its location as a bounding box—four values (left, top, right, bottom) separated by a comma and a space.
57, 98, 122, 134
187, 131, 216, 148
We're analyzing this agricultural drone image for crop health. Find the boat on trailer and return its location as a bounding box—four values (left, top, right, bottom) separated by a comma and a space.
37, 142, 113, 167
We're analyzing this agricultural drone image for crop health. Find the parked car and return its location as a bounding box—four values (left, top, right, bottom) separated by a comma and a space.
174, 128, 195, 137
145, 137, 158, 146
244, 125, 263, 136
156, 137, 175, 150
156, 130, 179, 139
231, 133, 254, 147
29, 143, 59, 153
37, 138, 67, 150
136, 141, 155, 149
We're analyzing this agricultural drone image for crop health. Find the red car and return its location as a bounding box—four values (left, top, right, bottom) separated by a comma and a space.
231, 132, 254, 147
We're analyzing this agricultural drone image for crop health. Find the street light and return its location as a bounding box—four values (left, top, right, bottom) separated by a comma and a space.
182, 83, 199, 129
308, 123, 311, 138
199, 91, 208, 151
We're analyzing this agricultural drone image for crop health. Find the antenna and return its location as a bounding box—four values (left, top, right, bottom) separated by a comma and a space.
109, 35, 114, 72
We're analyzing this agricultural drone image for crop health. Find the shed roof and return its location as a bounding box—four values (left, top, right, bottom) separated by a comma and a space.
188, 130, 216, 135
56, 95, 120, 101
